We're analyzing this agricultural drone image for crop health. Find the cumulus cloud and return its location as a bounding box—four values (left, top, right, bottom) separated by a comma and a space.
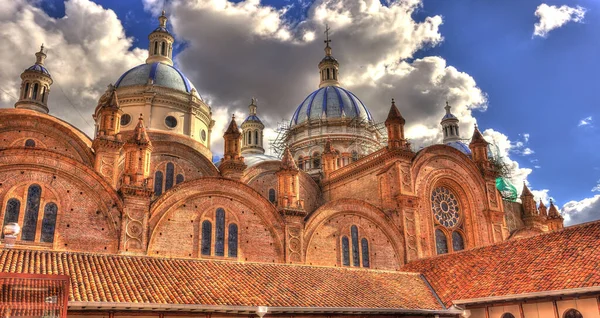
578, 116, 593, 127
533, 4, 586, 38
0, 0, 146, 136
561, 195, 600, 225
483, 129, 533, 195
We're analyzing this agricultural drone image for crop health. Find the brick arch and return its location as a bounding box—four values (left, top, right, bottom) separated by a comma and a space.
148, 177, 285, 259
304, 199, 404, 269
412, 145, 485, 186
413, 154, 492, 256
0, 109, 94, 167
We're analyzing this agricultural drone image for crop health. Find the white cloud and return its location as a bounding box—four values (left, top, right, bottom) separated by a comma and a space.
592, 180, 600, 192
533, 4, 586, 38
578, 116, 593, 127
561, 195, 600, 225
0, 0, 146, 136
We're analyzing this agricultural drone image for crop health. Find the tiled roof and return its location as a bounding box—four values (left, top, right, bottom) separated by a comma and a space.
0, 249, 443, 310
401, 220, 600, 306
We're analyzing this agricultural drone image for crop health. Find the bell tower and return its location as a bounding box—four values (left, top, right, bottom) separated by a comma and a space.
441, 101, 460, 143
241, 98, 265, 155
15, 45, 53, 114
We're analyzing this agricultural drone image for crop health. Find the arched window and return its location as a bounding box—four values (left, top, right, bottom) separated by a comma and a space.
268, 189, 276, 203
326, 68, 330, 80
215, 208, 225, 256
312, 152, 321, 169
452, 231, 464, 251
361, 238, 370, 268
341, 236, 350, 266
154, 41, 158, 54
333, 69, 337, 80
254, 131, 259, 145
161, 42, 166, 55
501, 314, 516, 318
176, 174, 184, 185
297, 156, 304, 170
32, 83, 39, 100
1, 199, 20, 239
24, 83, 30, 98
435, 229, 448, 255
154, 171, 163, 196
165, 162, 175, 191
22, 184, 42, 241
40, 203, 57, 243
351, 225, 359, 267
25, 139, 36, 147
563, 309, 583, 318
247, 131, 252, 144
228, 224, 238, 258
201, 220, 212, 256
41, 87, 46, 103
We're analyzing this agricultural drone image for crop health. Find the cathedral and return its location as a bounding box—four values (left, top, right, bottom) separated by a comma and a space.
1, 12, 599, 318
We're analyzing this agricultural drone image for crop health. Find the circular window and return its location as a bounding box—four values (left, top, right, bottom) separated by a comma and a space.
431, 187, 460, 228
165, 116, 178, 128
120, 114, 132, 126
201, 129, 207, 141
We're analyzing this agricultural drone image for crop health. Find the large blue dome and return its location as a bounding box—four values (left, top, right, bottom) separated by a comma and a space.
446, 141, 471, 155
290, 86, 373, 126
115, 62, 196, 93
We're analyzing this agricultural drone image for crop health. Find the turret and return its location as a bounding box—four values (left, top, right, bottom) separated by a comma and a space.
321, 139, 339, 179
146, 10, 174, 66
546, 200, 564, 231
121, 115, 153, 190
15, 45, 53, 113
219, 115, 246, 180
469, 125, 491, 169
441, 101, 460, 143
241, 98, 265, 155
538, 199, 548, 217
520, 183, 537, 216
277, 147, 304, 210
92, 85, 125, 187
318, 25, 340, 88
385, 99, 407, 149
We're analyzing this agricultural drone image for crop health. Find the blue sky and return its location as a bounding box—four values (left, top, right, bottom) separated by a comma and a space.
3, 0, 599, 223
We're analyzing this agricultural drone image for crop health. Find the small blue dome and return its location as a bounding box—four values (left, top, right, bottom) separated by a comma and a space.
115, 63, 196, 93
290, 86, 373, 126
26, 64, 51, 77
446, 141, 471, 155
243, 115, 262, 125
442, 113, 457, 120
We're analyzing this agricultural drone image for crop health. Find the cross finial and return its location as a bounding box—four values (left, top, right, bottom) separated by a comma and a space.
324, 24, 331, 47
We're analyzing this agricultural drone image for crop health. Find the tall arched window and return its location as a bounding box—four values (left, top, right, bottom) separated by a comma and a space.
361, 238, 370, 268
165, 162, 175, 191
501, 314, 515, 318
215, 208, 225, 256
326, 68, 330, 80
254, 131, 258, 145
154, 41, 158, 54
41, 87, 46, 103
176, 174, 184, 185
247, 131, 252, 144
1, 199, 20, 239
24, 83, 30, 98
563, 309, 583, 318
228, 224, 238, 258
351, 225, 359, 267
154, 171, 163, 196
161, 42, 166, 55
22, 184, 42, 241
32, 83, 39, 100
452, 231, 464, 252
40, 203, 58, 243
297, 156, 304, 170
268, 189, 276, 203
312, 152, 321, 169
201, 220, 212, 256
341, 236, 350, 266
435, 229, 448, 255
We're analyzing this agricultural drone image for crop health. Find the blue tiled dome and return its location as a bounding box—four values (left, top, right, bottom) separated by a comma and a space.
243, 115, 262, 125
442, 113, 457, 120
26, 64, 51, 77
290, 86, 373, 126
115, 63, 196, 93
446, 141, 471, 155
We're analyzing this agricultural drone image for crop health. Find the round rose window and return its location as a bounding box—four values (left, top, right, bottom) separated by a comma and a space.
431, 187, 460, 228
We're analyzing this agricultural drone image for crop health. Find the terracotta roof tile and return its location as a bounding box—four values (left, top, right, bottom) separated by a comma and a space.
0, 249, 443, 310
401, 220, 600, 306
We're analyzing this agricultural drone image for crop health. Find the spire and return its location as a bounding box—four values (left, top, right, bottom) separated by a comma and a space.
130, 114, 151, 145
385, 98, 405, 125
241, 99, 265, 155
225, 114, 241, 135
444, 101, 451, 115
146, 10, 174, 65
318, 24, 340, 88
281, 147, 298, 170
470, 124, 488, 146
548, 199, 561, 218
323, 139, 336, 154
521, 182, 533, 198
538, 199, 548, 217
